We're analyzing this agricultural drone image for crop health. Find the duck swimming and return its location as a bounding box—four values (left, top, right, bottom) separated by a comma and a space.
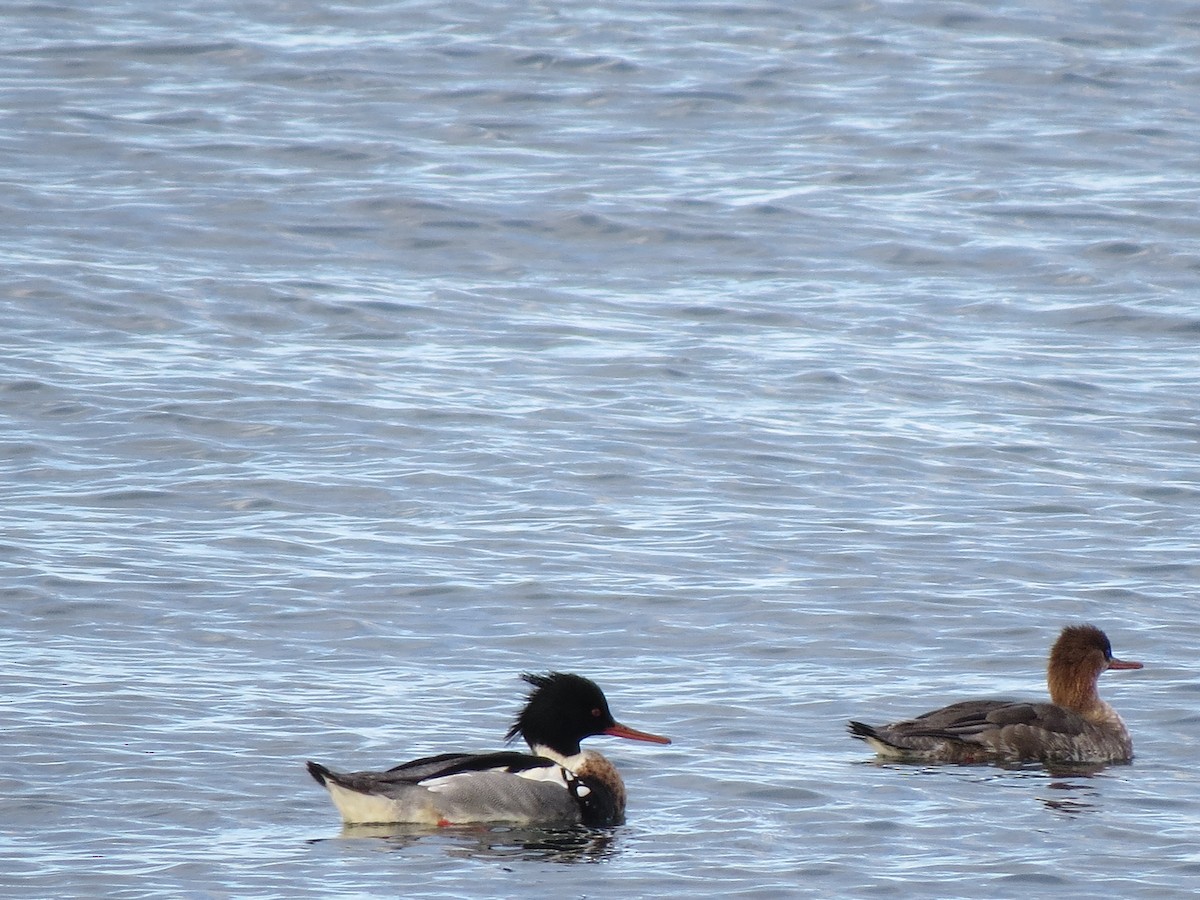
849, 624, 1142, 764
307, 672, 671, 826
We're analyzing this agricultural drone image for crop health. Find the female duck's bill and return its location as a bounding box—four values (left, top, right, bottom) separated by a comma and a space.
848, 624, 1143, 765
307, 671, 670, 827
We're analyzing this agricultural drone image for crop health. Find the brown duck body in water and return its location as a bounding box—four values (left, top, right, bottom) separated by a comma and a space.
849, 625, 1143, 764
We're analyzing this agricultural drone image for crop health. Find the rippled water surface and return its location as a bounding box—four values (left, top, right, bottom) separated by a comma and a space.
4, 0, 1200, 896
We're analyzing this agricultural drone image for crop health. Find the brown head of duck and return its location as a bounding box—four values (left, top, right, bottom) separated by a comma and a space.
1047, 624, 1142, 721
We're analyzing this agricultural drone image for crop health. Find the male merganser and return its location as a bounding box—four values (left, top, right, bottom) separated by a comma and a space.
307, 672, 671, 826
849, 624, 1143, 764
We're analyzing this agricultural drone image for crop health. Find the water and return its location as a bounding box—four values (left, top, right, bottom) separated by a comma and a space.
3, 0, 1200, 896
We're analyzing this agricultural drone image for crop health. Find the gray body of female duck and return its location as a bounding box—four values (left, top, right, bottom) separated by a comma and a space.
849, 624, 1143, 764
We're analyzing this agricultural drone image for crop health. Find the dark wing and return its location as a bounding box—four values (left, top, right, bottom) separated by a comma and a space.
903, 700, 1089, 742
307, 751, 556, 794
382, 751, 556, 783
897, 699, 1020, 739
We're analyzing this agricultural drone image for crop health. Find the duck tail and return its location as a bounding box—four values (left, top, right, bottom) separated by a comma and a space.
306, 760, 334, 786
847, 721, 880, 742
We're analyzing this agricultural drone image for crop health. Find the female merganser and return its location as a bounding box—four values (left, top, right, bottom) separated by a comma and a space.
849, 624, 1143, 764
307, 672, 671, 826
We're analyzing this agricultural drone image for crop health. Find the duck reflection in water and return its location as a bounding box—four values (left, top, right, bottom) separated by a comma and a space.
1038, 771, 1105, 816
317, 823, 618, 863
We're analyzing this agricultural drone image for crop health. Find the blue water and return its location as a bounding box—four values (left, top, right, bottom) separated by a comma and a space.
4, 0, 1200, 896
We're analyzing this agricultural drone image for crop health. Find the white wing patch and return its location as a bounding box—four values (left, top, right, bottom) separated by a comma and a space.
421, 763, 572, 794
516, 765, 572, 789
420, 768, 515, 793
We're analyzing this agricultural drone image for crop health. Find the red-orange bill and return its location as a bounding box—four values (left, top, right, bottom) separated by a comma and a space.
604, 722, 672, 744
1109, 656, 1143, 670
